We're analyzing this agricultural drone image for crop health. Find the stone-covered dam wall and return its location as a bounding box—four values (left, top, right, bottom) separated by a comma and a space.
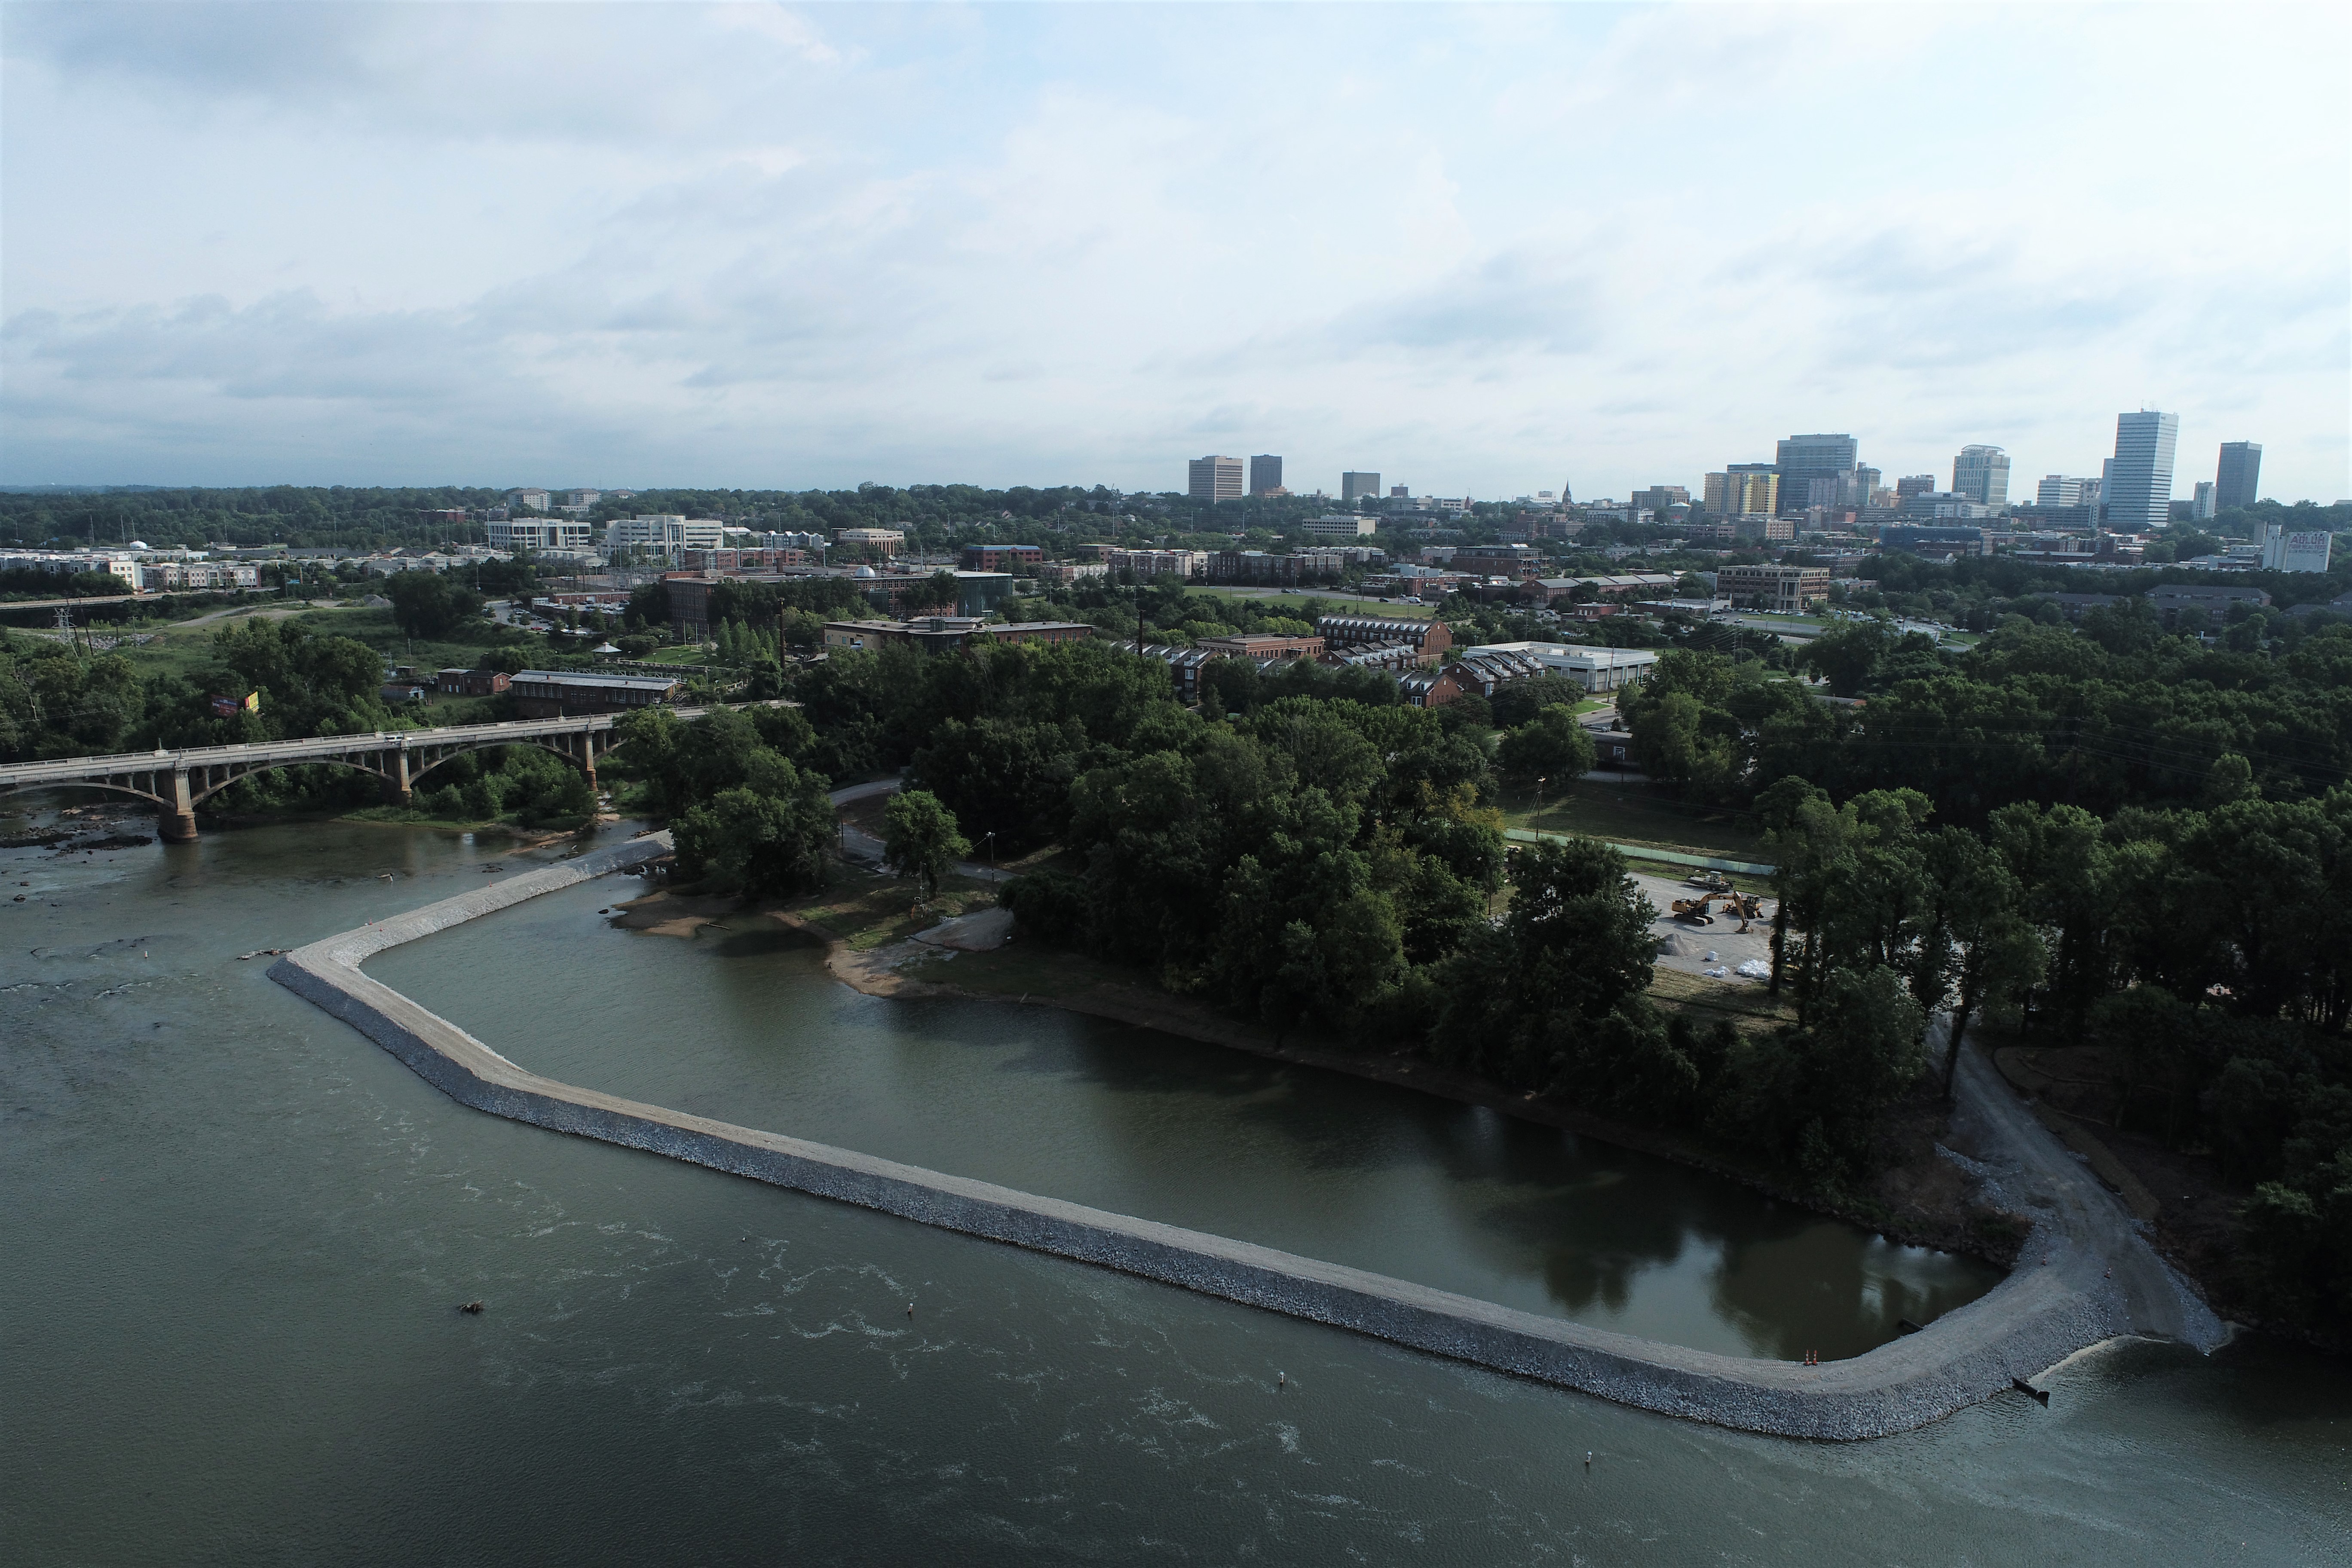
270, 838, 2121, 1440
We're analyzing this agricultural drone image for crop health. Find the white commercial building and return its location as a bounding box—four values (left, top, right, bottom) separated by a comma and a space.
2260, 524, 2334, 574
489, 516, 598, 552
0, 550, 142, 585
605, 515, 724, 560
833, 527, 906, 556
1104, 548, 1207, 580
137, 561, 261, 590
1459, 641, 1659, 692
1303, 515, 1379, 538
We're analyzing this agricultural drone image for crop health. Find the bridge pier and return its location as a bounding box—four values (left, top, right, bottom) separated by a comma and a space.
160, 769, 199, 842
383, 747, 413, 808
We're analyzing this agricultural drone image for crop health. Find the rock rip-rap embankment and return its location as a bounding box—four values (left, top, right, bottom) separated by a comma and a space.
271, 839, 2130, 1440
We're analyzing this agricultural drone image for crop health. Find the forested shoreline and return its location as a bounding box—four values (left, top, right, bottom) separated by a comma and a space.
3, 539, 2346, 1340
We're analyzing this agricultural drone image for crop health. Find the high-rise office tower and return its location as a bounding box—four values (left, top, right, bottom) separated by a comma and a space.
2215, 442, 2262, 511
1896, 474, 1937, 500
1773, 433, 1859, 516
2036, 474, 2097, 507
1188, 455, 1244, 503
1951, 445, 2011, 507
1705, 466, 1779, 516
1341, 472, 1382, 503
1248, 455, 1283, 496
2105, 411, 2179, 532
2192, 481, 2216, 520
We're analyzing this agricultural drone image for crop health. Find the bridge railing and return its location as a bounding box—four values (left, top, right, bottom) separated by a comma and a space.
0, 701, 761, 787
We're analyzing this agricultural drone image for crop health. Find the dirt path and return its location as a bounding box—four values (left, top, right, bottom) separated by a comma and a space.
1949, 1023, 2227, 1352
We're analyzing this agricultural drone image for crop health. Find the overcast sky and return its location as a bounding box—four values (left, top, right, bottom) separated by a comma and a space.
4, 2, 2346, 502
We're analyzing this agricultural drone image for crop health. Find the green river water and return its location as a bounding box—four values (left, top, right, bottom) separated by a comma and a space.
3, 816, 2345, 1564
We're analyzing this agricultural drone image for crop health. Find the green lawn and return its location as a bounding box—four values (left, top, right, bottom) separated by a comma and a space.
1180, 586, 1438, 620
1498, 777, 1766, 862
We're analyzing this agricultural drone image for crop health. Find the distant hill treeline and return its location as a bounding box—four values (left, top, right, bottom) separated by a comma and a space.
0, 481, 1362, 553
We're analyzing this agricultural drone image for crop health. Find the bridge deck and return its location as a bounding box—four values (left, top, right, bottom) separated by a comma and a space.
0, 706, 730, 790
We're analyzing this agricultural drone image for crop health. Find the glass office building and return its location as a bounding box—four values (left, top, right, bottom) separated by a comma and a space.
2104, 411, 2179, 533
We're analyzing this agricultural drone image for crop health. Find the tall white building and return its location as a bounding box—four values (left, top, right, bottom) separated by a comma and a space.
1951, 445, 2011, 508
2104, 411, 2179, 533
2036, 474, 2097, 507
1187, 456, 1244, 503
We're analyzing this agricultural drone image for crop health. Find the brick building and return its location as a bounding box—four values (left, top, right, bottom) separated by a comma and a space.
959, 543, 1044, 573
508, 670, 683, 717
1194, 632, 1324, 662
1715, 564, 1831, 612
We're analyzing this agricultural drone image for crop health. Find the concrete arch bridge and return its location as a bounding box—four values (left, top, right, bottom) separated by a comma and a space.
0, 707, 740, 840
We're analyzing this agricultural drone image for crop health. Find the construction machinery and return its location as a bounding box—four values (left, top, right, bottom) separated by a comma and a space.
1683, 870, 1735, 894
1669, 891, 1770, 932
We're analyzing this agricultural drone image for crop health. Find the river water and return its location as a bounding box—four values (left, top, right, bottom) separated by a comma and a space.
5, 817, 2346, 1564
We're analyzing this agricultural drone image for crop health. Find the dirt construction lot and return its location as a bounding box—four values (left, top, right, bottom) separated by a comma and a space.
1629, 870, 1773, 980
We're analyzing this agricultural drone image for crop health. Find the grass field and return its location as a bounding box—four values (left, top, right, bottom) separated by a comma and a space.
1498, 777, 1767, 862
1645, 965, 1797, 1037
1181, 586, 1438, 620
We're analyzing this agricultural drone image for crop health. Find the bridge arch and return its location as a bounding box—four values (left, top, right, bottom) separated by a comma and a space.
183, 755, 395, 807
404, 735, 597, 789
0, 778, 169, 810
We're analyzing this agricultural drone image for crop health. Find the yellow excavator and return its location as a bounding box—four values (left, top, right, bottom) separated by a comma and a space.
1669, 891, 1769, 932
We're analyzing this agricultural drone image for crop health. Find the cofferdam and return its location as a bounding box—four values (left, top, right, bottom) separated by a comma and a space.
285, 836, 2117, 1438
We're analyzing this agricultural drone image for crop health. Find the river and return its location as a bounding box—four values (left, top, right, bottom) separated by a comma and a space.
4, 816, 2346, 1564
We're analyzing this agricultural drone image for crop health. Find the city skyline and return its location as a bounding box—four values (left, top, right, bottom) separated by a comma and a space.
3, 4, 2345, 501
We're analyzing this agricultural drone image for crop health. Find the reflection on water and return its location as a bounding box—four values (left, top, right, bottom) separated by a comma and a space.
373, 872, 2001, 1360
5, 815, 2348, 1567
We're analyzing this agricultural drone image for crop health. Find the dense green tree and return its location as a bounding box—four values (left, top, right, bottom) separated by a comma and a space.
883, 789, 971, 900
1911, 827, 2046, 1098
910, 716, 1086, 854
672, 769, 834, 895
1713, 966, 1927, 1185
384, 571, 484, 639
1496, 706, 1596, 783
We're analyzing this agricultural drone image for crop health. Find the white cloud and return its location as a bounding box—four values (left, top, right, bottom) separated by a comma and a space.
1, 2, 2345, 498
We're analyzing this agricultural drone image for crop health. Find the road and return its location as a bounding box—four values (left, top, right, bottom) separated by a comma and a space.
10, 597, 339, 643
828, 777, 1013, 885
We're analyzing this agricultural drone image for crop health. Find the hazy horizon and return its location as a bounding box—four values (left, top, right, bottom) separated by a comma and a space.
4, 3, 2346, 502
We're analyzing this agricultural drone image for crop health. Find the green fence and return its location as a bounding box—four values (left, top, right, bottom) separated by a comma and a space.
1502, 827, 1775, 876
